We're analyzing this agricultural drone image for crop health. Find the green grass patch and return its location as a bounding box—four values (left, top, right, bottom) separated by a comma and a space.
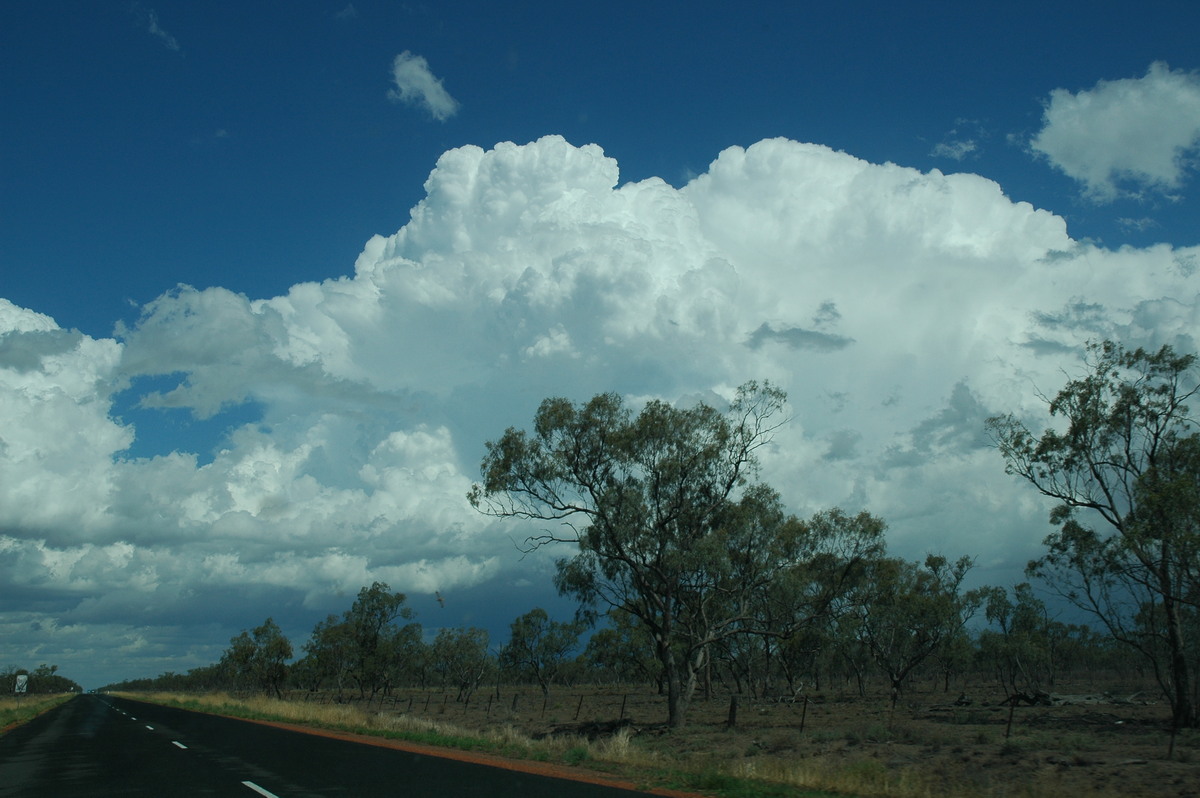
666, 766, 841, 797
0, 694, 75, 734
563, 744, 590, 765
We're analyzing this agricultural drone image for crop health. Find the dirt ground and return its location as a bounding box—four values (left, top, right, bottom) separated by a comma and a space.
343, 679, 1199, 797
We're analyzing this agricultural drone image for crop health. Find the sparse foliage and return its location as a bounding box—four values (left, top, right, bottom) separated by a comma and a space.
431, 627, 491, 702
851, 554, 982, 704
471, 381, 884, 726
499, 608, 583, 697
988, 340, 1200, 727
221, 618, 293, 697
295, 582, 421, 699
1, 664, 81, 694
470, 381, 791, 726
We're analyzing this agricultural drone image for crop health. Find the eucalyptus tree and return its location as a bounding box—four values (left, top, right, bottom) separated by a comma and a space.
988, 341, 1200, 728
499, 608, 583, 697
296, 613, 354, 692
852, 554, 982, 705
470, 381, 794, 726
751, 508, 887, 688
583, 610, 660, 686
297, 582, 420, 698
222, 617, 293, 697
977, 583, 1057, 698
431, 627, 491, 702
470, 381, 884, 726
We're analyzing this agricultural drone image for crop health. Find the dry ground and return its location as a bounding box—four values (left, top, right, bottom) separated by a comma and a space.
307, 678, 1198, 797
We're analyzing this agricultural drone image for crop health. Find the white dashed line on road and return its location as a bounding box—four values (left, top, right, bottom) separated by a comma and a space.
172, 741, 188, 749
145, 725, 154, 730
241, 781, 280, 798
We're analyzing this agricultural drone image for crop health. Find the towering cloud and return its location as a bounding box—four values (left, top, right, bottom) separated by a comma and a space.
2, 136, 1198, 683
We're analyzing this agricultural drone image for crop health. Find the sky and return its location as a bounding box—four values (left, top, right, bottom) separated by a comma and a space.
2, 1, 1199, 689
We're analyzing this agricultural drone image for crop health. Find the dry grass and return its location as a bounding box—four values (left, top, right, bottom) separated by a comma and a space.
0, 693, 75, 734
117, 683, 1200, 798
117, 690, 658, 769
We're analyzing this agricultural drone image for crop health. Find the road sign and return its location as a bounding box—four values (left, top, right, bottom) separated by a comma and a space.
14, 674, 28, 694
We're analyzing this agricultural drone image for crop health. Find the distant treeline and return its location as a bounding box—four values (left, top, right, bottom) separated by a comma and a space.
100, 576, 1137, 712
2, 664, 82, 694
104, 341, 1200, 730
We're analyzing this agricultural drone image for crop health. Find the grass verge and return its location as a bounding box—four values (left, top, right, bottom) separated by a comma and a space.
114, 691, 845, 797
0, 693, 75, 735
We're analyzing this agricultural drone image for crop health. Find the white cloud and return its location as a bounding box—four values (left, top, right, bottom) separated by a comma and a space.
930, 140, 976, 161
132, 5, 181, 52
1030, 62, 1200, 202
0, 301, 131, 543
3, 136, 1199, 685
931, 119, 987, 162
387, 51, 460, 122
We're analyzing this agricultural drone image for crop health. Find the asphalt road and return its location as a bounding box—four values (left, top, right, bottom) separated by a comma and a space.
0, 694, 665, 797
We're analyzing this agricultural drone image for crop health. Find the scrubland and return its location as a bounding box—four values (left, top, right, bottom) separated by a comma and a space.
119, 678, 1199, 798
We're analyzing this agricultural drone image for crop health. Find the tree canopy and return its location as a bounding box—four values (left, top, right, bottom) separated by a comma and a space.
470, 381, 883, 726
988, 340, 1200, 728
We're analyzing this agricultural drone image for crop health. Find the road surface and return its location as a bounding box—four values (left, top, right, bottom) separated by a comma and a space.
0, 694, 674, 797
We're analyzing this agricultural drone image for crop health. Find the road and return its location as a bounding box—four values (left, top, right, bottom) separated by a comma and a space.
0, 694, 671, 797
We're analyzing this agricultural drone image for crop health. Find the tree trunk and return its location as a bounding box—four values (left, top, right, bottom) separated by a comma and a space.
659, 637, 689, 728
665, 663, 687, 728
1163, 590, 1198, 728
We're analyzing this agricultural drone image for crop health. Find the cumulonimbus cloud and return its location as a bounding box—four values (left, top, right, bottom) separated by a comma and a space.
3, 135, 1199, 685
1030, 62, 1200, 202
387, 51, 460, 121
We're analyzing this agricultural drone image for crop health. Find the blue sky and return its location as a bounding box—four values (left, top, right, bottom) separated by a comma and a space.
2, 1, 1199, 687
6, 1, 1197, 337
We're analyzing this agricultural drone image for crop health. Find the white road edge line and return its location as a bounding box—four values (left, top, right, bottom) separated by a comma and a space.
172, 741, 188, 749
241, 781, 280, 798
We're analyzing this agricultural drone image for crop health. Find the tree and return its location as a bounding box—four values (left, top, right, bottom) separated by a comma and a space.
471, 383, 789, 727
988, 340, 1200, 728
295, 582, 420, 698
221, 618, 293, 697
852, 555, 982, 706
471, 381, 880, 726
343, 582, 414, 698
296, 613, 355, 693
749, 508, 887, 693
499, 608, 583, 697
431, 627, 491, 702
2, 664, 81, 694
977, 583, 1058, 698
583, 610, 660, 686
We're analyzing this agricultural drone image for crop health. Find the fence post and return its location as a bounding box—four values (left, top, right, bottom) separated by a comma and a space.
574, 694, 585, 721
